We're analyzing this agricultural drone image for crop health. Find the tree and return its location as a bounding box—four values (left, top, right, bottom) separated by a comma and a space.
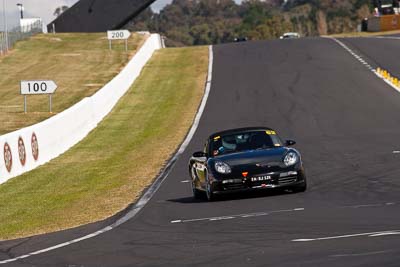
125, 0, 369, 46
54, 6, 69, 17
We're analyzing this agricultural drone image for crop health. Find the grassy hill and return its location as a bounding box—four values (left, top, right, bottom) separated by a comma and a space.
0, 46, 208, 240
0, 33, 145, 134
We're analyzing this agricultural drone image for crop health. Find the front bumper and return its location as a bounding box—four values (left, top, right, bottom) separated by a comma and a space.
211, 169, 306, 194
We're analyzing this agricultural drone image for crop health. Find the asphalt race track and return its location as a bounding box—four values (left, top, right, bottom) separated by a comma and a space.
340, 36, 400, 74
2, 37, 400, 266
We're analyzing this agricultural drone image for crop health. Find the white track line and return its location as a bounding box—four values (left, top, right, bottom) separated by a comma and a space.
170, 208, 305, 224
328, 37, 373, 70
293, 230, 400, 242
341, 202, 397, 209
170, 202, 397, 225
0, 46, 215, 265
366, 36, 400, 40
330, 249, 394, 257
327, 37, 400, 92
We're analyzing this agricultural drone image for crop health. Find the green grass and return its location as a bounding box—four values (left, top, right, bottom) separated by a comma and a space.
0, 33, 145, 134
0, 46, 209, 240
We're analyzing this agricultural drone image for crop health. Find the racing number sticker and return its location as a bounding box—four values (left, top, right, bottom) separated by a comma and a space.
4, 142, 12, 173
18, 137, 26, 166
31, 132, 39, 161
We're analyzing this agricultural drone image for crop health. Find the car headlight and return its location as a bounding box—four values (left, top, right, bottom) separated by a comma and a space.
214, 161, 231, 174
283, 151, 298, 166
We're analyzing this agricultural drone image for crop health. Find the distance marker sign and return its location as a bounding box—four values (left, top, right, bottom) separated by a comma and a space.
20, 80, 58, 95
107, 30, 131, 51
20, 80, 58, 113
107, 30, 131, 40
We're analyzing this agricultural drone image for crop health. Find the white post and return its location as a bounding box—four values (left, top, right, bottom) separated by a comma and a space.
2, 0, 8, 52
49, 95, 52, 113
0, 32, 3, 55
125, 39, 128, 52
24, 95, 27, 113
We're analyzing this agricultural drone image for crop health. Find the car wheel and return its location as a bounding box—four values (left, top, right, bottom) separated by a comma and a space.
191, 179, 202, 199
206, 180, 215, 201
293, 180, 307, 193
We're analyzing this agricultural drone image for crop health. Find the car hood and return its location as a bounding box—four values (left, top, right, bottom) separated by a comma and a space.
213, 147, 290, 166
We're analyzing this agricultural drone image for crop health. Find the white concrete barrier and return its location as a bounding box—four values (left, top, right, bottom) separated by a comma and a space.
0, 33, 162, 184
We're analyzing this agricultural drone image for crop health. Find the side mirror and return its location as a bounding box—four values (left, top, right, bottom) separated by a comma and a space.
193, 151, 207, 158
286, 140, 296, 146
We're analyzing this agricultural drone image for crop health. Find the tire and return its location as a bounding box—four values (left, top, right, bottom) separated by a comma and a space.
192, 180, 202, 199
206, 180, 215, 201
293, 179, 307, 193
190, 166, 203, 200
291, 171, 307, 193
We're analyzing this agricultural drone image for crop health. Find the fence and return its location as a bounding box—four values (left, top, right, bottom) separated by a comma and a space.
1, 20, 42, 55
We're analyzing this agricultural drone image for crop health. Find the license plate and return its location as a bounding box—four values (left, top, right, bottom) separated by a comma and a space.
251, 176, 271, 182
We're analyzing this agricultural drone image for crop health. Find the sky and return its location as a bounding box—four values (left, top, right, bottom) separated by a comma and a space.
1, 0, 243, 29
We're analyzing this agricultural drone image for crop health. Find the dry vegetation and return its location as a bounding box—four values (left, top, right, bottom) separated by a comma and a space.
0, 33, 145, 134
0, 46, 209, 240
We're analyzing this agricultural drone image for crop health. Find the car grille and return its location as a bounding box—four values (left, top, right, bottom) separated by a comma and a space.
278, 176, 297, 185
223, 183, 246, 191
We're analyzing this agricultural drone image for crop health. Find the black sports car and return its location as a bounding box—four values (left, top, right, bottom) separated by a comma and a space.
189, 127, 307, 201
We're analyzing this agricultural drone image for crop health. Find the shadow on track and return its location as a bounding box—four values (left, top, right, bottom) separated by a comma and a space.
167, 189, 302, 204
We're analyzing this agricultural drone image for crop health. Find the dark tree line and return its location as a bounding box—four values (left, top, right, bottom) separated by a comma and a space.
126, 0, 373, 46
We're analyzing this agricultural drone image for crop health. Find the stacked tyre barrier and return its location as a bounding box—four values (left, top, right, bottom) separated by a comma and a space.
0, 33, 162, 184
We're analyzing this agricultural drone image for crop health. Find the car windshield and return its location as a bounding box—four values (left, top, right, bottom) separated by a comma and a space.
210, 130, 283, 156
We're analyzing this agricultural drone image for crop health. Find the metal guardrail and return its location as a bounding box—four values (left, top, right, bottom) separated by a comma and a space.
1, 21, 42, 55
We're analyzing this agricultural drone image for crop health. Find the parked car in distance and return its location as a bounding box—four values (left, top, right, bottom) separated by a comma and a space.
234, 37, 248, 42
280, 32, 300, 39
